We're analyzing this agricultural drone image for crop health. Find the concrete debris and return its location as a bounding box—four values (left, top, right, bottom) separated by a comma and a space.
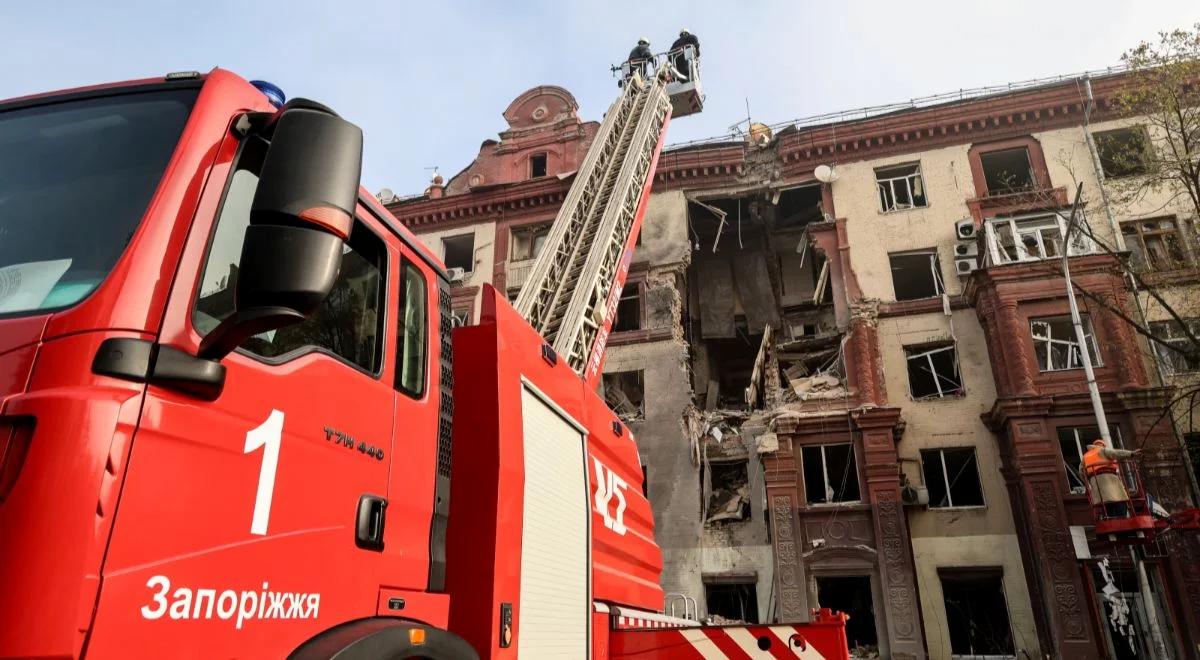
706, 482, 750, 523
756, 430, 779, 454
788, 373, 847, 400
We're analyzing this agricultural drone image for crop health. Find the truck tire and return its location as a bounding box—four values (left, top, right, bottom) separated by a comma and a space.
288, 618, 479, 660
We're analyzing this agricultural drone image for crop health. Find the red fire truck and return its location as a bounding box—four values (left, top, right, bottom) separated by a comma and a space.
0, 65, 848, 659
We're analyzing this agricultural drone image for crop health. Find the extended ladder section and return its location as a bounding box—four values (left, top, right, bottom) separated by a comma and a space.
514, 73, 671, 381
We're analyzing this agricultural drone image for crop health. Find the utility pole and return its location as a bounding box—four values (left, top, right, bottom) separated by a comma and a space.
1061, 183, 1170, 658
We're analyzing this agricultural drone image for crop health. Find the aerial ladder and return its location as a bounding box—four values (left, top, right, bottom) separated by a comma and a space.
514, 63, 680, 388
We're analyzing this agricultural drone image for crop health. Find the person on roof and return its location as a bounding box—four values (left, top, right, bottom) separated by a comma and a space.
1081, 439, 1140, 517
626, 37, 655, 80
670, 29, 701, 80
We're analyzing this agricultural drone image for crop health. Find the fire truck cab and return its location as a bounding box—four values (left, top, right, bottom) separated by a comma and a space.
0, 69, 476, 658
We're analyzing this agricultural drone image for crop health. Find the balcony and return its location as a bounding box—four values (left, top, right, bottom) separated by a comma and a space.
981, 212, 1097, 267
506, 258, 536, 291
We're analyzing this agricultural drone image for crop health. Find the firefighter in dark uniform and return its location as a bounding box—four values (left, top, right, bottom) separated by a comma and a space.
670, 29, 700, 80
626, 37, 654, 80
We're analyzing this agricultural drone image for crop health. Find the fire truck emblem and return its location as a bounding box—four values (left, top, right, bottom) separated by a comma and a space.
592, 457, 629, 535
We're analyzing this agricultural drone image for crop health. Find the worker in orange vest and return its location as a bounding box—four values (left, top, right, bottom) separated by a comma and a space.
1081, 439, 1140, 517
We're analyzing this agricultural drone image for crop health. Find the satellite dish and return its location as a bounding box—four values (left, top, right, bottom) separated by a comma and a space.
376, 187, 395, 203
814, 164, 839, 183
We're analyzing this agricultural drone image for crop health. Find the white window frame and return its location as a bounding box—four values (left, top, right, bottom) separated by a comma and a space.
905, 344, 963, 399
1150, 319, 1200, 375
984, 212, 1095, 265
923, 447, 986, 509
804, 443, 861, 506
1031, 316, 1102, 372
876, 163, 927, 213
450, 308, 471, 328
889, 249, 945, 301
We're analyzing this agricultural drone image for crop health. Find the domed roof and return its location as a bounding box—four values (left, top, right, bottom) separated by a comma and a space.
502, 86, 580, 131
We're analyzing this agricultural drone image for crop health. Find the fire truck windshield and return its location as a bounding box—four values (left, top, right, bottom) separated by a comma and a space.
0, 88, 197, 316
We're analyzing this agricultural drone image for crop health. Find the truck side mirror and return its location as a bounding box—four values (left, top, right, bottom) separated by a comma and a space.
199, 99, 363, 361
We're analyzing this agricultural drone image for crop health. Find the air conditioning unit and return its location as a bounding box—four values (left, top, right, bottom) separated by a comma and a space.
955, 257, 978, 276
955, 218, 977, 240
901, 484, 930, 507
445, 267, 467, 282
954, 242, 978, 258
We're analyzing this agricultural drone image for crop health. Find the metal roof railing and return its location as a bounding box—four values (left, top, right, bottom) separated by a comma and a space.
665, 64, 1132, 152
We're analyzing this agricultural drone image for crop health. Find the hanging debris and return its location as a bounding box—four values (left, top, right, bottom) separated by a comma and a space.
1098, 558, 1138, 653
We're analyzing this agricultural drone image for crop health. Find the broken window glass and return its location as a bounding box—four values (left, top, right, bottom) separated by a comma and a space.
802, 443, 860, 504
612, 282, 642, 332
980, 147, 1035, 195
890, 250, 945, 301
921, 447, 984, 508
530, 152, 547, 178
511, 224, 551, 261
602, 370, 644, 421
1095, 127, 1151, 178
705, 460, 750, 522
1150, 319, 1200, 374
441, 233, 475, 273
1058, 426, 1124, 494
875, 163, 927, 212
1121, 217, 1189, 272
939, 570, 1015, 656
703, 581, 758, 623
985, 213, 1095, 263
816, 576, 878, 652
905, 344, 963, 399
1031, 316, 1101, 372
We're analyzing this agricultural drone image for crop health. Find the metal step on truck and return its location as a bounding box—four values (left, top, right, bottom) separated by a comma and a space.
0, 54, 851, 659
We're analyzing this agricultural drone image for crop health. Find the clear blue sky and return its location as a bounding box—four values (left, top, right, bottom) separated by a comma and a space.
3, 2, 1196, 195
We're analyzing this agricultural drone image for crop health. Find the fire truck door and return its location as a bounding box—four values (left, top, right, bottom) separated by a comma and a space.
89, 150, 396, 656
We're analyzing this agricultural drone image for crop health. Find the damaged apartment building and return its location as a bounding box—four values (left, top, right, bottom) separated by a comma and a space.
387, 70, 1200, 659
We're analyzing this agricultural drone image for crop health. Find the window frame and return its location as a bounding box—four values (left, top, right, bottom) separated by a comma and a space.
802, 442, 861, 506
602, 369, 645, 420
394, 258, 429, 398
921, 447, 986, 509
938, 568, 1016, 657
904, 343, 964, 400
1120, 216, 1190, 272
529, 152, 548, 179
875, 162, 928, 213
440, 232, 476, 274
189, 136, 390, 378
979, 147, 1036, 195
1031, 315, 1102, 372
611, 279, 644, 333
985, 212, 1095, 264
1094, 126, 1151, 178
1151, 319, 1200, 374
510, 223, 552, 262
889, 249, 945, 301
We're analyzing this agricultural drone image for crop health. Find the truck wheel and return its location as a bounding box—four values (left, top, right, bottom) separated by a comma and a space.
288, 618, 479, 660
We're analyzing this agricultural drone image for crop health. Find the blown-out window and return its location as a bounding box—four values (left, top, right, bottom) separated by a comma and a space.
1031, 316, 1100, 372
802, 443, 860, 504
